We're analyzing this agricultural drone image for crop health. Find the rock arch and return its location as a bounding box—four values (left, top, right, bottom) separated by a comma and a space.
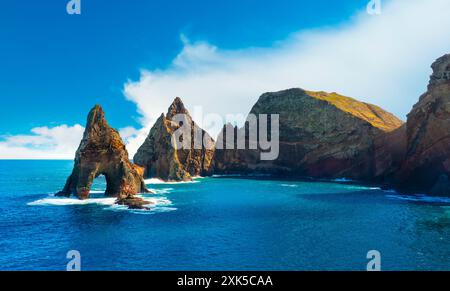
57, 105, 148, 200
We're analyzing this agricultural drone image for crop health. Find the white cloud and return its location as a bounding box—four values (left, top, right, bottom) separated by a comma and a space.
124, 0, 450, 141
0, 124, 150, 159
119, 126, 149, 158
0, 125, 84, 159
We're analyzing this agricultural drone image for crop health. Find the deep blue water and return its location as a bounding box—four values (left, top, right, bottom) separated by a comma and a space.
0, 160, 449, 271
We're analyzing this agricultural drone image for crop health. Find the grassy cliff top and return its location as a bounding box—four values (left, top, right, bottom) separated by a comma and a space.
305, 90, 404, 132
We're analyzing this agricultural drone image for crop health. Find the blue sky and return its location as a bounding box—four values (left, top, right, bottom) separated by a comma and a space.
1, 0, 449, 158
0, 0, 361, 134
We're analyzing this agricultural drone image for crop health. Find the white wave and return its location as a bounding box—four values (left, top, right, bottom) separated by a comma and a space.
89, 190, 105, 194
28, 194, 176, 214
148, 188, 174, 195
386, 194, 450, 204
145, 178, 199, 185
344, 185, 381, 191
28, 197, 116, 206
44, 189, 105, 196
281, 184, 298, 188
138, 195, 173, 206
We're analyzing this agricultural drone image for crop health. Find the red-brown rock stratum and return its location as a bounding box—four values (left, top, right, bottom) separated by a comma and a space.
57, 105, 150, 208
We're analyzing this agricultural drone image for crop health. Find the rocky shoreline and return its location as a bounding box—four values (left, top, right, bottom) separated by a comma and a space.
212, 54, 450, 196
57, 53, 450, 206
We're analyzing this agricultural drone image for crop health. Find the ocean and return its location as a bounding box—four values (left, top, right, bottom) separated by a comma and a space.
0, 160, 449, 270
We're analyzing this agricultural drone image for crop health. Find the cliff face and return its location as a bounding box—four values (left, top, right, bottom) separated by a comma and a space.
214, 88, 404, 181
133, 97, 215, 181
373, 124, 407, 183
57, 105, 148, 205
397, 54, 450, 195
213, 55, 450, 196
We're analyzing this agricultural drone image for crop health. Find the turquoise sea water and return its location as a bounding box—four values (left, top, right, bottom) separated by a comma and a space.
0, 160, 449, 270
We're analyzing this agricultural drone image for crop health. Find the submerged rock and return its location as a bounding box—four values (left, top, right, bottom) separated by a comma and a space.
397, 54, 450, 195
214, 88, 404, 181
133, 97, 215, 181
56, 105, 149, 201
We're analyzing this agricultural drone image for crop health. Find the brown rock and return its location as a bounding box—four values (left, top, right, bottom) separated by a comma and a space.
56, 105, 149, 200
134, 97, 215, 181
116, 197, 151, 210
397, 54, 450, 195
373, 124, 407, 184
214, 88, 404, 181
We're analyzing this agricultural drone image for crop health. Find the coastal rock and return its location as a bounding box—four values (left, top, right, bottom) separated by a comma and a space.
373, 124, 407, 184
134, 97, 215, 181
56, 105, 148, 200
116, 197, 151, 210
397, 54, 450, 195
214, 89, 404, 181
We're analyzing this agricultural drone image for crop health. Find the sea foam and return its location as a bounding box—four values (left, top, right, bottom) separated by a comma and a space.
28, 191, 176, 214
145, 178, 200, 185
28, 197, 116, 206
386, 194, 450, 204
105, 196, 177, 215
149, 188, 175, 195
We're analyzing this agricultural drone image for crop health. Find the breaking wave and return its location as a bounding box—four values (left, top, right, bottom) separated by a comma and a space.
149, 188, 174, 195
145, 178, 200, 185
386, 194, 450, 204
28, 197, 116, 206
28, 190, 176, 214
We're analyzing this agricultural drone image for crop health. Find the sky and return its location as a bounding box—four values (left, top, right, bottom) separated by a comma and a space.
0, 0, 449, 159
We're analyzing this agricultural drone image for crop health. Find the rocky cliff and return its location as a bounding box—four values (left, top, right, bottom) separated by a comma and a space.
397, 54, 450, 195
214, 54, 450, 196
214, 89, 404, 181
57, 105, 149, 208
133, 97, 215, 181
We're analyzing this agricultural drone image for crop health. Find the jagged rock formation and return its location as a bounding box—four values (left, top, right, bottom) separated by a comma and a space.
397, 54, 450, 195
57, 105, 149, 208
134, 97, 215, 181
214, 89, 404, 181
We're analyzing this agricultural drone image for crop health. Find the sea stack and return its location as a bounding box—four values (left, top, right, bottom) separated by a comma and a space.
57, 105, 149, 208
133, 97, 215, 181
397, 54, 450, 195
214, 89, 404, 181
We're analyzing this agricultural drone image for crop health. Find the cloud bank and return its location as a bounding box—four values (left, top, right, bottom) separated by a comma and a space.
124, 0, 450, 143
2, 0, 450, 159
0, 125, 84, 159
